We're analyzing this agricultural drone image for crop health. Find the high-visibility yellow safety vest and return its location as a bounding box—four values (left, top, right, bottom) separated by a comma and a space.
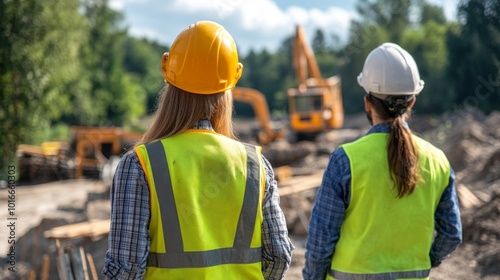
135, 130, 265, 279
328, 133, 451, 280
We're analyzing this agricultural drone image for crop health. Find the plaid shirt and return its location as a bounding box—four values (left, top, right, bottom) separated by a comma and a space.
303, 123, 462, 280
103, 120, 294, 279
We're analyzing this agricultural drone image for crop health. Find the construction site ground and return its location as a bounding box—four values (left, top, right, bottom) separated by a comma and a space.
1, 108, 500, 279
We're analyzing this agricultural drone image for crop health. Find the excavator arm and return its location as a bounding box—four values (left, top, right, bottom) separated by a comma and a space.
293, 25, 325, 88
232, 87, 284, 145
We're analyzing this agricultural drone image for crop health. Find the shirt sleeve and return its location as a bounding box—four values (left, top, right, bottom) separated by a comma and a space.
303, 147, 351, 280
261, 155, 295, 280
102, 151, 150, 280
430, 168, 462, 267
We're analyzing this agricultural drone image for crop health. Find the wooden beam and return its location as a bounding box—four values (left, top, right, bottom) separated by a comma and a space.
44, 220, 110, 240
86, 253, 98, 280
278, 172, 323, 196
41, 254, 50, 280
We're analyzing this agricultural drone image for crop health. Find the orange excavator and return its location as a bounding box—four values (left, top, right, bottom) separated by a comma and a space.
232, 86, 285, 145
17, 127, 142, 184
287, 25, 344, 139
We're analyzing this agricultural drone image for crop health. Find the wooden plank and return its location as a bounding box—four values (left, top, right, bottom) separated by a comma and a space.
29, 270, 36, 280
278, 172, 323, 196
79, 247, 90, 280
86, 253, 98, 280
44, 220, 110, 240
41, 254, 50, 280
18, 144, 46, 156
457, 184, 481, 209
274, 165, 293, 182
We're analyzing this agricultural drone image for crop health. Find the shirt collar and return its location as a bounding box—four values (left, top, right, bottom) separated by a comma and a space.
190, 119, 214, 130
366, 121, 409, 135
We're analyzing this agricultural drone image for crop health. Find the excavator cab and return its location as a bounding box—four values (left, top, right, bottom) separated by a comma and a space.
288, 76, 343, 135
288, 87, 324, 132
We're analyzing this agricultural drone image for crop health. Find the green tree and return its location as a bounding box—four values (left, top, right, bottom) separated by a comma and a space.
340, 0, 452, 114
312, 28, 339, 79
403, 21, 451, 113
312, 29, 327, 54
356, 0, 412, 43
123, 37, 167, 113
420, 2, 447, 25
0, 0, 86, 176
447, 0, 500, 114
72, 0, 145, 126
339, 0, 413, 114
238, 35, 296, 115
339, 22, 390, 113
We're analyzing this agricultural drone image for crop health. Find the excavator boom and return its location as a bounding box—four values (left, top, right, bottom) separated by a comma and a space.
293, 25, 324, 87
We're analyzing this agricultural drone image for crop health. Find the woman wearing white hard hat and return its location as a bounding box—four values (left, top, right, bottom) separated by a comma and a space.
303, 43, 462, 280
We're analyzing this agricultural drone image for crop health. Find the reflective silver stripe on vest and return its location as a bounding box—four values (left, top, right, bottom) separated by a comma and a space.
330, 269, 430, 280
145, 141, 262, 268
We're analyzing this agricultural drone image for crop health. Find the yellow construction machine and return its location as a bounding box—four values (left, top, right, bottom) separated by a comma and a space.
17, 127, 142, 184
288, 25, 344, 139
232, 86, 285, 145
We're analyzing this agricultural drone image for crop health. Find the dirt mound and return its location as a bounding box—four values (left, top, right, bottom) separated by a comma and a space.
475, 147, 500, 183
6, 110, 500, 280
283, 109, 500, 279
441, 119, 490, 171
462, 192, 500, 276
0, 185, 110, 280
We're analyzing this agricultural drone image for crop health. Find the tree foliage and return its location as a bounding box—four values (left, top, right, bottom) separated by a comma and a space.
0, 0, 86, 175
1, 0, 499, 176
447, 0, 500, 114
122, 37, 166, 113
72, 0, 145, 126
356, 0, 412, 43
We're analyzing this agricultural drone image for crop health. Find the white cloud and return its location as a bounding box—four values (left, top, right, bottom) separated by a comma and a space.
115, 0, 460, 56
126, 0, 356, 54
236, 0, 289, 31
229, 1, 356, 36
109, 0, 125, 10
309, 7, 353, 31
128, 26, 164, 42
287, 6, 309, 26
443, 0, 459, 20
170, 0, 355, 36
171, 0, 215, 13
109, 0, 148, 11
427, 0, 459, 20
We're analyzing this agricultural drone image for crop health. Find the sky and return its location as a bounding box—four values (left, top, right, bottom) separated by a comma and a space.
109, 0, 460, 55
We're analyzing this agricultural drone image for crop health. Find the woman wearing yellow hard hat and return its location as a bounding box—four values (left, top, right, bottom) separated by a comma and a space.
103, 21, 293, 279
303, 43, 462, 280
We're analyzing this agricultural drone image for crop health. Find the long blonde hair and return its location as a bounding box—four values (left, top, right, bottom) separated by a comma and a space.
136, 84, 235, 146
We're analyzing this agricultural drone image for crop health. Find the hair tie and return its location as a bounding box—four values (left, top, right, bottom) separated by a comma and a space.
385, 96, 412, 117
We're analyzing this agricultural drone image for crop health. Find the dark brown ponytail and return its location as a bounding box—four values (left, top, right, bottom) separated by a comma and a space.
367, 94, 420, 198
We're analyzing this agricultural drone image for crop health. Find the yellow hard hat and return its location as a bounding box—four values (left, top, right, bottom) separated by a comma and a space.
162, 21, 243, 94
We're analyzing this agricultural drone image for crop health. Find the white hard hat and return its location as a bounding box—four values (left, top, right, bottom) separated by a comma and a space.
357, 43, 424, 96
